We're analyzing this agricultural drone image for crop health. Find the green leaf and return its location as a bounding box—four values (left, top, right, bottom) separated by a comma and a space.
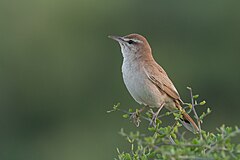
236, 144, 240, 153
156, 119, 162, 125
165, 112, 170, 116
148, 127, 156, 132
113, 90, 240, 160
200, 100, 206, 105
116, 148, 121, 154
193, 94, 199, 99
189, 104, 193, 109
207, 108, 211, 113
124, 153, 132, 160
186, 86, 192, 90
171, 133, 177, 139
123, 114, 129, 118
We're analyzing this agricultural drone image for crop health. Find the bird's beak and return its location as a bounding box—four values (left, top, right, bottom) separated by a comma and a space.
108, 35, 124, 42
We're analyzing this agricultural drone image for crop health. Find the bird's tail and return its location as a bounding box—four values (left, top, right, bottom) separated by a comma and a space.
175, 102, 199, 133
181, 112, 199, 133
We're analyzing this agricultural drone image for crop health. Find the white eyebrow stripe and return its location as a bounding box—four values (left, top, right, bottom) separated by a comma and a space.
122, 38, 143, 43
133, 39, 143, 43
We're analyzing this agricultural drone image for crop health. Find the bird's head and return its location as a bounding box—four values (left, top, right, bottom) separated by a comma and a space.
108, 33, 152, 60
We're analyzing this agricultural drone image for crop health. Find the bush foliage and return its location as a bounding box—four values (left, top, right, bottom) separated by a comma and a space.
108, 88, 240, 160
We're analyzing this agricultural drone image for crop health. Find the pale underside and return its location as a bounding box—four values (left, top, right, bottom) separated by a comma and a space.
122, 58, 181, 111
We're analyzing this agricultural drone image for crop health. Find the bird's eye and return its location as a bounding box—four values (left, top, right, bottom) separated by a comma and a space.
128, 40, 134, 44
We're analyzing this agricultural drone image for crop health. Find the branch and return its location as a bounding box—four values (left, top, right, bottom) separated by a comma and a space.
187, 87, 202, 139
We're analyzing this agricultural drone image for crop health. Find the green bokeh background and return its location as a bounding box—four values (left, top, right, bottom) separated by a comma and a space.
1, 1, 240, 159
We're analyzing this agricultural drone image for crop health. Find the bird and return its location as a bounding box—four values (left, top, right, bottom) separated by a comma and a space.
108, 33, 199, 133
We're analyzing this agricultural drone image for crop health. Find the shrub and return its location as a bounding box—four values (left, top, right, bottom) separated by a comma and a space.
108, 88, 240, 160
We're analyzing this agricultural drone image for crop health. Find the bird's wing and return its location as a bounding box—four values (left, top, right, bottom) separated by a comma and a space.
143, 61, 181, 101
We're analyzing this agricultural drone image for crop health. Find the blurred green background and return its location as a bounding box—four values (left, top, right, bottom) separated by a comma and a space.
1, 0, 240, 159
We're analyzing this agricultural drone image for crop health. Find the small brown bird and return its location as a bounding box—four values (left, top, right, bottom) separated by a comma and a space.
108, 33, 199, 133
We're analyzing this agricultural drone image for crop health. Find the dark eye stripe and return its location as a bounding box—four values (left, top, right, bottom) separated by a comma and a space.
128, 40, 134, 44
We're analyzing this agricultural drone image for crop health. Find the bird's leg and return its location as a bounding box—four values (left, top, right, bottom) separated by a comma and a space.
130, 106, 148, 127
150, 102, 165, 127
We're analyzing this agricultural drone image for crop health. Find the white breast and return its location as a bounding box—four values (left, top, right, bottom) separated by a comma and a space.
122, 59, 165, 107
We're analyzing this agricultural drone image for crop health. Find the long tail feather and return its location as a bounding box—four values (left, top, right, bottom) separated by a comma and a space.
181, 112, 199, 133
175, 101, 199, 133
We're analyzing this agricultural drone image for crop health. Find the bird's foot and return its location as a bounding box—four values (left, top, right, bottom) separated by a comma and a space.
149, 110, 158, 127
130, 107, 146, 127
149, 102, 165, 127
130, 112, 141, 127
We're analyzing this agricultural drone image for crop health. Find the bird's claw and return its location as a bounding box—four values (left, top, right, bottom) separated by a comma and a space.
130, 111, 141, 127
149, 103, 164, 127
149, 111, 158, 127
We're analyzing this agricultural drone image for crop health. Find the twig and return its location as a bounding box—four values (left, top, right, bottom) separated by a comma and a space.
187, 87, 202, 139
157, 105, 191, 118
114, 103, 200, 127
206, 128, 240, 155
